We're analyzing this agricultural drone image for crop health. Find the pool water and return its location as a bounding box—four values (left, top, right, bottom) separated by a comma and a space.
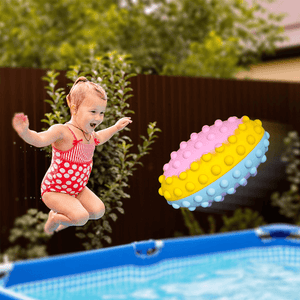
11, 246, 300, 300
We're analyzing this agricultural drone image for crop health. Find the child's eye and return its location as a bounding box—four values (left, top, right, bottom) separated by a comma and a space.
91, 111, 96, 114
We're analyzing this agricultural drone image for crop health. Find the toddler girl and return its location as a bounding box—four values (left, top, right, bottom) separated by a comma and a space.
12, 77, 132, 234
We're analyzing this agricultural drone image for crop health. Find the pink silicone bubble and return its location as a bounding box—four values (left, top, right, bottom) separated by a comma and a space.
164, 116, 243, 177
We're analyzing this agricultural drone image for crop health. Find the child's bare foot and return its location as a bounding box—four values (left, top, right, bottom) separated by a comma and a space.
44, 210, 59, 234
55, 224, 69, 232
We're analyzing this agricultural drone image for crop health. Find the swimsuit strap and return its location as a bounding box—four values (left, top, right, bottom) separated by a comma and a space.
67, 125, 98, 145
66, 125, 84, 147
66, 126, 79, 141
92, 132, 101, 145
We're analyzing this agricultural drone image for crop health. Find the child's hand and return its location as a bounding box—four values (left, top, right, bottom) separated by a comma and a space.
115, 117, 132, 131
12, 113, 29, 135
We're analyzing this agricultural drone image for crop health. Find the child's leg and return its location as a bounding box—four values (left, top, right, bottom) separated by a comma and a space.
42, 192, 90, 234
48, 187, 105, 233
76, 186, 105, 220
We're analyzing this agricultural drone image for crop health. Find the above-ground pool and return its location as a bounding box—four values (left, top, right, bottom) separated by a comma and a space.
1, 223, 300, 300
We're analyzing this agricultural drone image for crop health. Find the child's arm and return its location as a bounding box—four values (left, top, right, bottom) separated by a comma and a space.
95, 117, 132, 145
12, 113, 64, 148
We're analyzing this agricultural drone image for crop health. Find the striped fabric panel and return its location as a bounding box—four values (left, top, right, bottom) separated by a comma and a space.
55, 143, 95, 164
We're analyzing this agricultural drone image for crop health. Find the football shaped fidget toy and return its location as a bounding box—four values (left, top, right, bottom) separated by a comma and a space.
158, 116, 270, 211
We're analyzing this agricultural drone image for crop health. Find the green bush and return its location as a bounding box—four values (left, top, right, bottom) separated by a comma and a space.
42, 51, 161, 249
179, 208, 217, 236
220, 208, 266, 232
271, 131, 300, 224
178, 207, 265, 238
2, 209, 51, 261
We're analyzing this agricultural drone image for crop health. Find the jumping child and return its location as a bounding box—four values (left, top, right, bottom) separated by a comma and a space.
12, 77, 132, 234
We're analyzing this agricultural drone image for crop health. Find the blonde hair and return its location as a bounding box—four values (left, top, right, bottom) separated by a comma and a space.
66, 77, 106, 114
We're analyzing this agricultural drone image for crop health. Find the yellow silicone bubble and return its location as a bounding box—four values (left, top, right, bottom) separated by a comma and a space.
158, 117, 265, 201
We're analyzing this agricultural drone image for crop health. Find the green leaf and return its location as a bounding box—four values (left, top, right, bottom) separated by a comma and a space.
116, 207, 125, 214
109, 213, 118, 222
103, 236, 112, 244
75, 232, 86, 239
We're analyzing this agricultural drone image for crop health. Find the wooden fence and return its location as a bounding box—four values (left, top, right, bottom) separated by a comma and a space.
1, 67, 300, 254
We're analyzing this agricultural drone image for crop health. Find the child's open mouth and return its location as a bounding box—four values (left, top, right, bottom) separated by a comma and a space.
90, 123, 97, 129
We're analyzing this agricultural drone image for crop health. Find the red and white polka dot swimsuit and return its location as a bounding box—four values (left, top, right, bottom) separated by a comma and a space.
41, 126, 100, 198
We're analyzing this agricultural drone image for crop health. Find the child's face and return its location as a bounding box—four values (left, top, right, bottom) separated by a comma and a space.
74, 90, 107, 133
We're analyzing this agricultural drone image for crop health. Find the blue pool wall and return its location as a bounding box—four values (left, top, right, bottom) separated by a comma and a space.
1, 223, 300, 298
